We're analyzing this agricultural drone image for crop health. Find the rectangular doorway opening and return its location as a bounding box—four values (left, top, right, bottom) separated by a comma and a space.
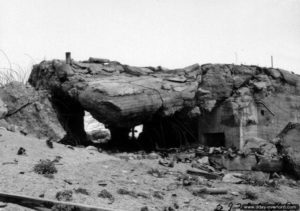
204, 132, 225, 147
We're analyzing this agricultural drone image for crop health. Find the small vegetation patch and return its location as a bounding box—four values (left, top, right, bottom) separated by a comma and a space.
98, 189, 114, 204
74, 188, 89, 195
33, 159, 57, 178
244, 189, 258, 200
56, 190, 73, 201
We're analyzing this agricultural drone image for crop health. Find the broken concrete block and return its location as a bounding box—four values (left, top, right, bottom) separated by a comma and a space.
187, 106, 201, 118
252, 157, 283, 173
197, 156, 209, 165
222, 172, 243, 183
210, 154, 257, 171
186, 168, 221, 180
253, 81, 267, 90
277, 123, 300, 178
0, 82, 66, 140
88, 57, 110, 64
243, 137, 277, 156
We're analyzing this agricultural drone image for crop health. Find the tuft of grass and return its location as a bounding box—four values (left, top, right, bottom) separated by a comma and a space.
33, 159, 57, 178
0, 49, 31, 87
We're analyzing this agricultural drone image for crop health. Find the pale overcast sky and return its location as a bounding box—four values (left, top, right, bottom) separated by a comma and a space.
0, 0, 300, 73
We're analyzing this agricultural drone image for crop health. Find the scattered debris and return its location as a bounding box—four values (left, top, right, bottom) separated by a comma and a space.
222, 172, 244, 184
17, 147, 26, 155
63, 179, 73, 185
159, 159, 174, 167
46, 138, 53, 148
117, 188, 149, 199
2, 159, 18, 165
66, 145, 74, 150
147, 168, 167, 178
186, 169, 221, 180
117, 188, 137, 198
192, 187, 228, 195
97, 180, 108, 187
235, 171, 270, 186
52, 156, 62, 163
153, 191, 164, 200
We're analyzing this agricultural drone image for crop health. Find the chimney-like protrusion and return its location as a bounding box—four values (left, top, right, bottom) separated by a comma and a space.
271, 55, 273, 68
66, 52, 71, 64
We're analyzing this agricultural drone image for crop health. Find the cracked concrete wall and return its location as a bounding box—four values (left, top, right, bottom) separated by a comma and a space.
0, 82, 66, 140
199, 91, 300, 149
257, 94, 300, 141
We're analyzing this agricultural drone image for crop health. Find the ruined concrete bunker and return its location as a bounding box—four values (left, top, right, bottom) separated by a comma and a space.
28, 56, 300, 150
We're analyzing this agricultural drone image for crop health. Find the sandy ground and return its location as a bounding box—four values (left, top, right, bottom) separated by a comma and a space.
0, 129, 300, 211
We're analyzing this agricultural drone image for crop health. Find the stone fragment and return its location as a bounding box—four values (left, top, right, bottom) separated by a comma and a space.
242, 137, 277, 156
86, 146, 98, 151
222, 173, 243, 183
197, 156, 209, 165
252, 157, 283, 173
253, 81, 267, 90
125, 66, 153, 76
183, 63, 200, 73
209, 154, 257, 171
147, 152, 160, 160
89, 57, 110, 63
187, 106, 201, 118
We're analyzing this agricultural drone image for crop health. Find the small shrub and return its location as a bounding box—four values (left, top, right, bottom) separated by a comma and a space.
33, 159, 57, 177
55, 190, 73, 201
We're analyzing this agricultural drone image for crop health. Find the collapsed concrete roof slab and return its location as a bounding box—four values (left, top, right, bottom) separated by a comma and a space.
28, 57, 300, 147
